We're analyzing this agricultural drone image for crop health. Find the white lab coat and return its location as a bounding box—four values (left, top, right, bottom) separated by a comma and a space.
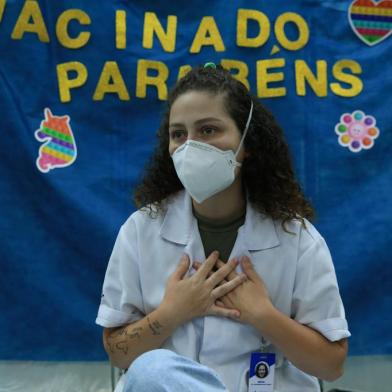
96, 190, 350, 392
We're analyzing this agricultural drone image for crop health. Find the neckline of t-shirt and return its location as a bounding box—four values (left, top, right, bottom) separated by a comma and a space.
193, 207, 246, 232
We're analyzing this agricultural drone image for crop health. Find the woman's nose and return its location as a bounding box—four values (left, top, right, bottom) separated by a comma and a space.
186, 131, 201, 142
185, 132, 194, 141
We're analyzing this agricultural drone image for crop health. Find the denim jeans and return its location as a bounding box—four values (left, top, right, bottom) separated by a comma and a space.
123, 349, 229, 392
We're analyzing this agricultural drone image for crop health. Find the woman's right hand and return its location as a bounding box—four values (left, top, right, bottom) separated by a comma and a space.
159, 251, 247, 326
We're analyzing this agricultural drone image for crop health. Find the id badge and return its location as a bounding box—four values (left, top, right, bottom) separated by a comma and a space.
248, 352, 275, 392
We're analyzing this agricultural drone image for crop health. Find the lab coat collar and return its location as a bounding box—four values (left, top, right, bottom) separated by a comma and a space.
159, 190, 280, 251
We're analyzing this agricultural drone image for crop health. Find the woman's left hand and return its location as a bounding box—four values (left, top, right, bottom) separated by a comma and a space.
193, 256, 274, 325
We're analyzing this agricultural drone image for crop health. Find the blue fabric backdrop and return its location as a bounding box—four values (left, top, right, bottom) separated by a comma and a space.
0, 0, 391, 360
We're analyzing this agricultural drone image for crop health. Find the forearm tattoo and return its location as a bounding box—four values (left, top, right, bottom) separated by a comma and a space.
107, 317, 164, 356
107, 326, 143, 354
147, 316, 163, 335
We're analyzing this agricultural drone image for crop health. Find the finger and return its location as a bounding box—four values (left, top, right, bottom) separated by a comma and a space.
192, 261, 201, 270
215, 259, 239, 281
170, 254, 190, 282
209, 304, 240, 319
196, 251, 219, 279
198, 259, 225, 275
219, 294, 234, 309
193, 261, 212, 276
240, 256, 259, 282
206, 258, 239, 288
192, 262, 214, 277
212, 274, 247, 300
215, 299, 236, 310
193, 262, 229, 288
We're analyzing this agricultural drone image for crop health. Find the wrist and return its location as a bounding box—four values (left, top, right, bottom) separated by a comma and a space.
156, 303, 186, 330
248, 300, 276, 329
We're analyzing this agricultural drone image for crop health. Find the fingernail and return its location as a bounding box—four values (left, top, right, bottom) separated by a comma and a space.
181, 254, 189, 263
231, 258, 238, 266
241, 256, 250, 264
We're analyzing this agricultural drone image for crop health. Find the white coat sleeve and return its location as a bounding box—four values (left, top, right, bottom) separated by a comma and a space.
95, 218, 145, 328
291, 232, 351, 342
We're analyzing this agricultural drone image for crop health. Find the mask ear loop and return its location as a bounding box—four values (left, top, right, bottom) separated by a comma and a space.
234, 100, 254, 166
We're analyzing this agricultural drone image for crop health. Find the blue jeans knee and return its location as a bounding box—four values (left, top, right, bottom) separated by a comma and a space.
123, 349, 228, 392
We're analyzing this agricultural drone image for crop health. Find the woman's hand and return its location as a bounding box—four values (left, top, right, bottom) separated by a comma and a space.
193, 256, 274, 325
159, 251, 247, 327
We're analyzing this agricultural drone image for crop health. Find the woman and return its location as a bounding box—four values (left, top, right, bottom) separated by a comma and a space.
255, 362, 269, 378
96, 64, 350, 392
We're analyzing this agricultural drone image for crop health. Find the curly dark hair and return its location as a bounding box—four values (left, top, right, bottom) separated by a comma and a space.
134, 64, 314, 227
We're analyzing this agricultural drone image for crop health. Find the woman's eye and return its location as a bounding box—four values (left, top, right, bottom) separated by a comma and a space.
171, 130, 186, 139
201, 127, 216, 136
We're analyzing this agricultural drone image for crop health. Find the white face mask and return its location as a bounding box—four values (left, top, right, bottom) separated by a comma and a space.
171, 101, 253, 203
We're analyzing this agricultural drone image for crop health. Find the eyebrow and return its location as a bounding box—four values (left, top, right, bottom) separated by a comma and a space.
169, 117, 224, 128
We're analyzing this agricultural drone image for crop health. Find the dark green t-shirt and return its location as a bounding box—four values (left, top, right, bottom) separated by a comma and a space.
193, 207, 246, 262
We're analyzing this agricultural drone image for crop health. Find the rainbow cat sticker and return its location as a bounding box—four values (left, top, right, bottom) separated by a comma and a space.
35, 108, 77, 173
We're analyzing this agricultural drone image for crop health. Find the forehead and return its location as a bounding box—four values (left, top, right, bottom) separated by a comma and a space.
169, 91, 230, 124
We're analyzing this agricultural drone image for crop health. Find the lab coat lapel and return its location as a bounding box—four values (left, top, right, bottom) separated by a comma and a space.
242, 200, 280, 252
159, 190, 205, 264
229, 200, 280, 272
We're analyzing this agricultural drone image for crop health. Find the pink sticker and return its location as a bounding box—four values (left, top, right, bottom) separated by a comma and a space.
335, 110, 380, 153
